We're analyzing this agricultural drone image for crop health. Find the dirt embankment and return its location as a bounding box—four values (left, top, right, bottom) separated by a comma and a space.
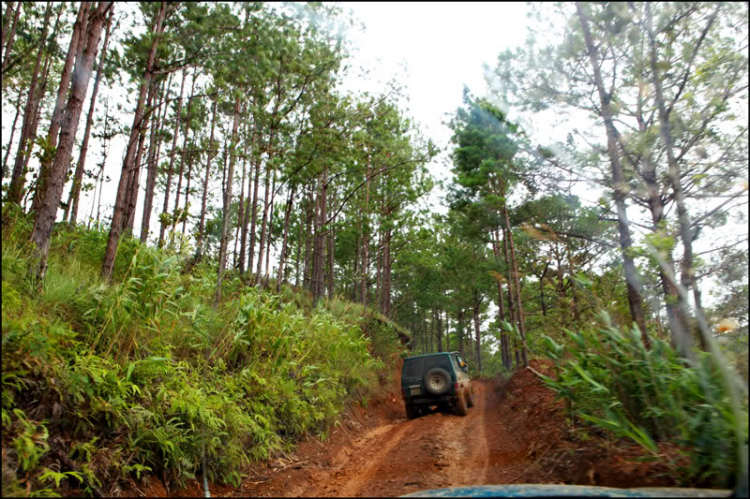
158, 359, 686, 498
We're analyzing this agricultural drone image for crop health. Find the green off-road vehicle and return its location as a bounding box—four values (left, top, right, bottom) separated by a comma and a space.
401, 352, 475, 419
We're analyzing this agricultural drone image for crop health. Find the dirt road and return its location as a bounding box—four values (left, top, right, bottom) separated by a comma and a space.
177, 361, 691, 498
282, 380, 529, 497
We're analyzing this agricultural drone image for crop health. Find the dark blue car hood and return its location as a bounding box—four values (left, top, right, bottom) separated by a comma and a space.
401, 484, 731, 497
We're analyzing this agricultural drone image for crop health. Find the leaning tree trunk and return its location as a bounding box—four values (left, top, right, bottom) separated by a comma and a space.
6, 3, 51, 205
31, 2, 112, 280
2, 89, 23, 178
31, 1, 89, 217
645, 2, 706, 352
1, 0, 22, 85
20, 25, 58, 212
576, 2, 650, 344
67, 8, 114, 224
102, 1, 165, 280
140, 75, 170, 241
123, 98, 152, 233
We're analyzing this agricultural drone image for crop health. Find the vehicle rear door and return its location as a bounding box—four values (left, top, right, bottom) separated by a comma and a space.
402, 358, 424, 398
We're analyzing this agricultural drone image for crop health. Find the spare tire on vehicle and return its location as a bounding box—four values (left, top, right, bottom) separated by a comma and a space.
424, 367, 451, 395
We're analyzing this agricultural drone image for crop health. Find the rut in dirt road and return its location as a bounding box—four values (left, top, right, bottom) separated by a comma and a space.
290, 379, 530, 497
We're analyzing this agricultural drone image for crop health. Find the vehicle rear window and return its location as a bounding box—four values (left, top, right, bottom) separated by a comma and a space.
424, 356, 451, 371
404, 359, 423, 377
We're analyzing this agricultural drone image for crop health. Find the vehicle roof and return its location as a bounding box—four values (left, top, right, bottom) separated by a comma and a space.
403, 352, 457, 361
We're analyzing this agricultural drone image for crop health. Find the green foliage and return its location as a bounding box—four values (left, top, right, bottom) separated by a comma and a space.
11, 410, 50, 472
538, 312, 748, 488
1, 223, 406, 495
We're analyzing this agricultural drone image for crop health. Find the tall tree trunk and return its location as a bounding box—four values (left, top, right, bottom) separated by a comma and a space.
491, 227, 510, 369
123, 99, 152, 233
457, 309, 465, 358
196, 97, 217, 255
436, 309, 444, 352
645, 3, 706, 352
502, 225, 519, 367
181, 146, 193, 237
31, 2, 111, 280
32, 1, 89, 216
7, 3, 52, 205
326, 186, 335, 298
277, 184, 296, 290
375, 228, 382, 309
247, 133, 261, 278
140, 75, 170, 242
21, 32, 57, 212
565, 243, 580, 322
255, 159, 271, 281
1, 0, 21, 74
264, 176, 276, 287
90, 100, 110, 229
360, 145, 371, 307
158, 68, 187, 247
2, 89, 23, 178
302, 185, 313, 290
576, 2, 650, 343
215, 96, 241, 304
170, 67, 198, 235
102, 1, 165, 280
239, 118, 253, 274
312, 166, 328, 306
66, 7, 114, 224
295, 211, 303, 288
473, 291, 482, 376
503, 206, 528, 367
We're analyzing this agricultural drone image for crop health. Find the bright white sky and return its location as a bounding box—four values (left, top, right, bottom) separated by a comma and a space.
340, 2, 534, 212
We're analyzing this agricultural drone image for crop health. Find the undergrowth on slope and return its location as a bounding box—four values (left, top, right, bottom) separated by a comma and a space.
537, 312, 749, 489
1, 208, 406, 497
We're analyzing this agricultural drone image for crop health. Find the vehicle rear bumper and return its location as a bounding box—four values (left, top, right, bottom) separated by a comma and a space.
403, 395, 454, 405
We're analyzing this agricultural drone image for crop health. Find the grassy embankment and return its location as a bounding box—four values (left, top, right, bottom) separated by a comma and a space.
1, 206, 409, 497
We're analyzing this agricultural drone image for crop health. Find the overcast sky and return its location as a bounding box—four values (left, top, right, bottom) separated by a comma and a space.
341, 2, 533, 211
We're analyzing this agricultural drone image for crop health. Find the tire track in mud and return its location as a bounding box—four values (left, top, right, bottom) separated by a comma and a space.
440, 383, 491, 486
291, 379, 522, 497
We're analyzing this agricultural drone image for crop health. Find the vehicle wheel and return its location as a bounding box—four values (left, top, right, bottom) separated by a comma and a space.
454, 389, 468, 417
405, 404, 419, 420
424, 367, 451, 396
466, 386, 476, 408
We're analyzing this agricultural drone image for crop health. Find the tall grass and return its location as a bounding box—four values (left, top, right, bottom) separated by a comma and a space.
538, 312, 749, 488
2, 211, 407, 496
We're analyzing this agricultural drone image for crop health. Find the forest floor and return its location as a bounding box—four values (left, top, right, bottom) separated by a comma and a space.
138, 359, 688, 497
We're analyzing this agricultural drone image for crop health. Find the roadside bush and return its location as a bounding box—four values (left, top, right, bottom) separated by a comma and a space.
537, 312, 748, 488
2, 222, 406, 495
